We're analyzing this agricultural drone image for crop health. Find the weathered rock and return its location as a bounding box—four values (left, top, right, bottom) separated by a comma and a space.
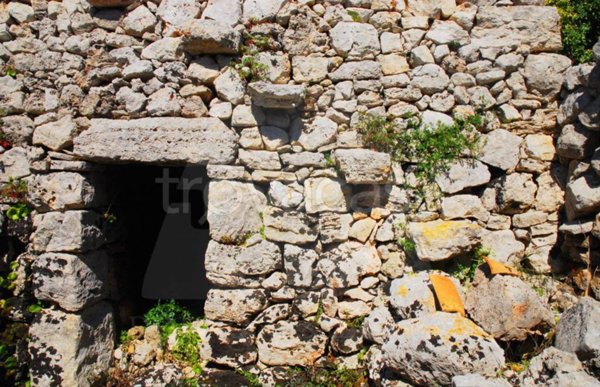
204, 289, 269, 325
331, 326, 363, 355
407, 0, 456, 17
406, 220, 481, 261
283, 244, 318, 288
146, 87, 181, 116
121, 5, 156, 36
479, 230, 525, 266
239, 150, 281, 170
202, 0, 242, 27
334, 149, 391, 184
330, 22, 380, 58
523, 54, 572, 100
263, 206, 319, 244
579, 97, 600, 131
382, 312, 505, 386
466, 275, 554, 341
441, 194, 490, 221
329, 61, 382, 81
426, 21, 469, 45
74, 118, 238, 165
32, 251, 111, 312
292, 56, 332, 83
319, 212, 353, 244
436, 160, 491, 194
248, 82, 305, 109
205, 240, 281, 287
33, 116, 78, 151
296, 117, 338, 151
492, 173, 538, 214
207, 180, 267, 243
268, 181, 303, 209
157, 0, 201, 33
31, 211, 105, 253
349, 218, 377, 243
555, 297, 600, 360
363, 307, 395, 345
389, 271, 437, 319
141, 38, 184, 62
557, 124, 599, 160
304, 178, 349, 214
182, 20, 241, 55
256, 321, 327, 366
242, 0, 287, 22
471, 6, 562, 53
28, 173, 103, 212
453, 374, 511, 387
214, 69, 246, 105
201, 327, 257, 367
478, 129, 522, 170
28, 303, 114, 387
318, 242, 381, 288
565, 172, 600, 220
523, 134, 556, 161
519, 347, 600, 387
411, 64, 450, 95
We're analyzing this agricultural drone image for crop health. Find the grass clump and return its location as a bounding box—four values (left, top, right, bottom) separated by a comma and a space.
236, 369, 262, 387
286, 361, 368, 387
546, 0, 600, 63
144, 300, 194, 343
451, 246, 491, 285
172, 325, 202, 376
357, 113, 482, 184
347, 10, 361, 22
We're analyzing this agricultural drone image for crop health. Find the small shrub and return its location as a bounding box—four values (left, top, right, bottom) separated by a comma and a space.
6, 204, 30, 221
357, 113, 482, 184
347, 315, 365, 329
451, 245, 490, 285
233, 56, 268, 82
172, 325, 202, 375
546, 0, 600, 63
286, 361, 368, 387
242, 32, 274, 54
235, 369, 262, 387
144, 300, 193, 328
398, 237, 416, 253
0, 178, 28, 203
313, 299, 324, 325
1, 66, 16, 78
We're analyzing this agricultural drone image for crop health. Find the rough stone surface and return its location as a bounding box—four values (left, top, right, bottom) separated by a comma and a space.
383, 312, 505, 386
519, 348, 600, 387
31, 211, 105, 253
204, 289, 269, 325
334, 149, 391, 184
256, 321, 327, 366
28, 173, 103, 212
406, 220, 481, 261
436, 160, 491, 194
248, 82, 305, 109
555, 297, 600, 360
74, 118, 238, 165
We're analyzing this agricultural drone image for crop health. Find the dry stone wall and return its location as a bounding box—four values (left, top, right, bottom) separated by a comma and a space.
0, 0, 599, 386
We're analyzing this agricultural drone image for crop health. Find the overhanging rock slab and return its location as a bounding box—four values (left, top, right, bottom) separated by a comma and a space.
73, 117, 239, 165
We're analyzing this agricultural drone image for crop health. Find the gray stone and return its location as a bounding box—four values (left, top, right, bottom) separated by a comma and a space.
383, 312, 505, 386
436, 160, 491, 194
389, 272, 437, 319
214, 69, 246, 105
363, 307, 395, 345
441, 194, 489, 221
555, 297, 600, 360
519, 348, 600, 387
281, 152, 326, 168
292, 56, 331, 83
242, 0, 287, 22
201, 327, 257, 367
304, 177, 349, 214
331, 326, 363, 355
426, 20, 469, 45
7, 2, 35, 23
202, 0, 242, 27
319, 212, 353, 244
557, 124, 599, 160
28, 173, 103, 212
28, 303, 114, 387
407, 219, 481, 261
268, 181, 303, 209
466, 275, 554, 341
566, 172, 600, 220
207, 180, 267, 243
318, 242, 381, 288
330, 22, 380, 58
32, 251, 111, 312
284, 244, 318, 288
182, 20, 241, 55
579, 97, 600, 131
329, 61, 382, 81
248, 82, 305, 109
256, 321, 327, 366
297, 117, 338, 151
1, 147, 30, 178
32, 116, 78, 151
74, 118, 238, 165
334, 149, 391, 184
157, 0, 201, 33
239, 150, 281, 170
32, 211, 105, 253
479, 129, 522, 170
406, 0, 456, 17
523, 54, 572, 100
453, 374, 511, 387
479, 230, 525, 266
493, 173, 538, 215
121, 5, 156, 37
411, 64, 450, 95
263, 207, 319, 245
141, 38, 184, 62
204, 289, 269, 325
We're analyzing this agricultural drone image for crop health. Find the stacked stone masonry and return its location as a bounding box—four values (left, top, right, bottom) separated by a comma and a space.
0, 0, 599, 386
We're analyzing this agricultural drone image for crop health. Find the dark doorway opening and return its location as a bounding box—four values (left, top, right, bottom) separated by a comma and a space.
105, 165, 210, 327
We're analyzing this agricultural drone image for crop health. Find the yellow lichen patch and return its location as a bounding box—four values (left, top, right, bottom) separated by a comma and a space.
484, 257, 520, 277
396, 285, 409, 297
420, 220, 478, 241
446, 315, 489, 339
429, 275, 465, 317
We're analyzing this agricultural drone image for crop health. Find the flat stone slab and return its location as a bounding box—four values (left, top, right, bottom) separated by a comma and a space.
73, 118, 239, 165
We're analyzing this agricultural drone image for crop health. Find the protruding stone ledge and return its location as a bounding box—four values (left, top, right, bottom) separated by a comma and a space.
73, 117, 239, 165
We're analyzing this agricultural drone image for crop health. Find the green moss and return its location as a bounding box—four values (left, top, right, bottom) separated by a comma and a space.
347, 10, 361, 22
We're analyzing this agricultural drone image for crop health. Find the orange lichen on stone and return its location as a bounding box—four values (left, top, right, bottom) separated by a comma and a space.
484, 257, 520, 277
429, 274, 465, 317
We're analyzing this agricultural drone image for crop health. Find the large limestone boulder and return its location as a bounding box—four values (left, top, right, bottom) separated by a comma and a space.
523, 54, 572, 100
330, 22, 380, 58
519, 348, 600, 387
74, 118, 239, 165
32, 251, 112, 312
207, 180, 267, 243
28, 172, 104, 212
406, 220, 481, 261
204, 289, 269, 325
31, 211, 105, 253
28, 302, 115, 387
204, 240, 281, 288
248, 82, 306, 109
182, 20, 241, 54
334, 149, 392, 184
471, 6, 562, 53
478, 129, 522, 171
382, 312, 505, 386
256, 321, 327, 366
555, 297, 600, 360
465, 275, 554, 341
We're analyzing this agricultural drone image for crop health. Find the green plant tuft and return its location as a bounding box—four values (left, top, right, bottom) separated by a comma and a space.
451, 245, 490, 285
6, 204, 30, 221
236, 369, 262, 387
546, 0, 600, 63
347, 10, 361, 22
347, 315, 366, 329
144, 300, 193, 328
286, 361, 368, 387
172, 325, 202, 376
